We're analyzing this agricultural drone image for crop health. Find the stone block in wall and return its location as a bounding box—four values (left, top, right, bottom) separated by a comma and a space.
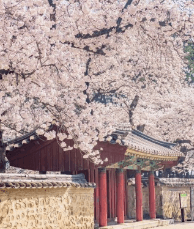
162, 186, 191, 221
0, 187, 94, 229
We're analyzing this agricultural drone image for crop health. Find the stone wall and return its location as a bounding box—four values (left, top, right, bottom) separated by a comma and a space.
162, 186, 191, 221
0, 187, 94, 229
127, 184, 191, 221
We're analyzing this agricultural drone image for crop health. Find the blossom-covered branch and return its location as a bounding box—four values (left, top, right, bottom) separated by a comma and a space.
0, 0, 194, 170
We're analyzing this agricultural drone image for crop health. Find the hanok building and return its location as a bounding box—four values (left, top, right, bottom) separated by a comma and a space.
4, 125, 184, 227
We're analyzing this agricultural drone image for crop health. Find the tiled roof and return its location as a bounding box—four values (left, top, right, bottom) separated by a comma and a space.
5, 166, 62, 175
0, 173, 96, 189
5, 166, 39, 174
105, 129, 184, 157
158, 178, 194, 187
128, 177, 194, 187
5, 124, 183, 158
5, 127, 44, 150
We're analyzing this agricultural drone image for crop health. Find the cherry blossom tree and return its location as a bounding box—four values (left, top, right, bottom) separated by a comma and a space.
0, 0, 194, 171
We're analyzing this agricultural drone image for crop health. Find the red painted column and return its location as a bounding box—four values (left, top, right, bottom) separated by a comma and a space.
149, 171, 156, 219
116, 168, 124, 224
95, 168, 99, 222
99, 168, 107, 227
135, 168, 143, 221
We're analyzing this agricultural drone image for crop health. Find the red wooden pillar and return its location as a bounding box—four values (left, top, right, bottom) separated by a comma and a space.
111, 169, 115, 218
99, 167, 107, 227
116, 168, 124, 224
149, 171, 156, 219
95, 168, 99, 222
135, 168, 143, 221
108, 170, 112, 219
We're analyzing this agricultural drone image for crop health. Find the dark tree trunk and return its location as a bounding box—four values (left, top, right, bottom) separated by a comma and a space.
129, 95, 139, 126
0, 147, 6, 173
0, 121, 10, 172
48, 0, 56, 29
0, 130, 6, 172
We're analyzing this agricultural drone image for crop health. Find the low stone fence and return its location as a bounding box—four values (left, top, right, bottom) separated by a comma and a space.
0, 173, 96, 229
127, 178, 194, 221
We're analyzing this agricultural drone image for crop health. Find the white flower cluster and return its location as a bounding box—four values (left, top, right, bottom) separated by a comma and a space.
36, 129, 45, 135
44, 131, 56, 140
0, 0, 194, 167
57, 133, 67, 141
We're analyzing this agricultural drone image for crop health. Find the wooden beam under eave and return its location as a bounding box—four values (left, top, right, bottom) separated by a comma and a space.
125, 148, 179, 161
106, 159, 168, 171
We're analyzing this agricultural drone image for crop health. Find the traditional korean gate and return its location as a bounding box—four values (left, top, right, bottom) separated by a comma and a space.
106, 169, 128, 221
107, 169, 116, 220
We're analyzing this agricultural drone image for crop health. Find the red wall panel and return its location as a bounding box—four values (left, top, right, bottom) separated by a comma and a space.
58, 145, 65, 171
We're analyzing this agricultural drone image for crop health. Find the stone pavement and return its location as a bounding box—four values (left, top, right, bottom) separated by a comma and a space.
96, 219, 174, 229
97, 220, 194, 229
156, 222, 194, 229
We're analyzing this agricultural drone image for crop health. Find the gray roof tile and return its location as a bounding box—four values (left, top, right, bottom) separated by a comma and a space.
5, 124, 183, 157
0, 172, 96, 189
